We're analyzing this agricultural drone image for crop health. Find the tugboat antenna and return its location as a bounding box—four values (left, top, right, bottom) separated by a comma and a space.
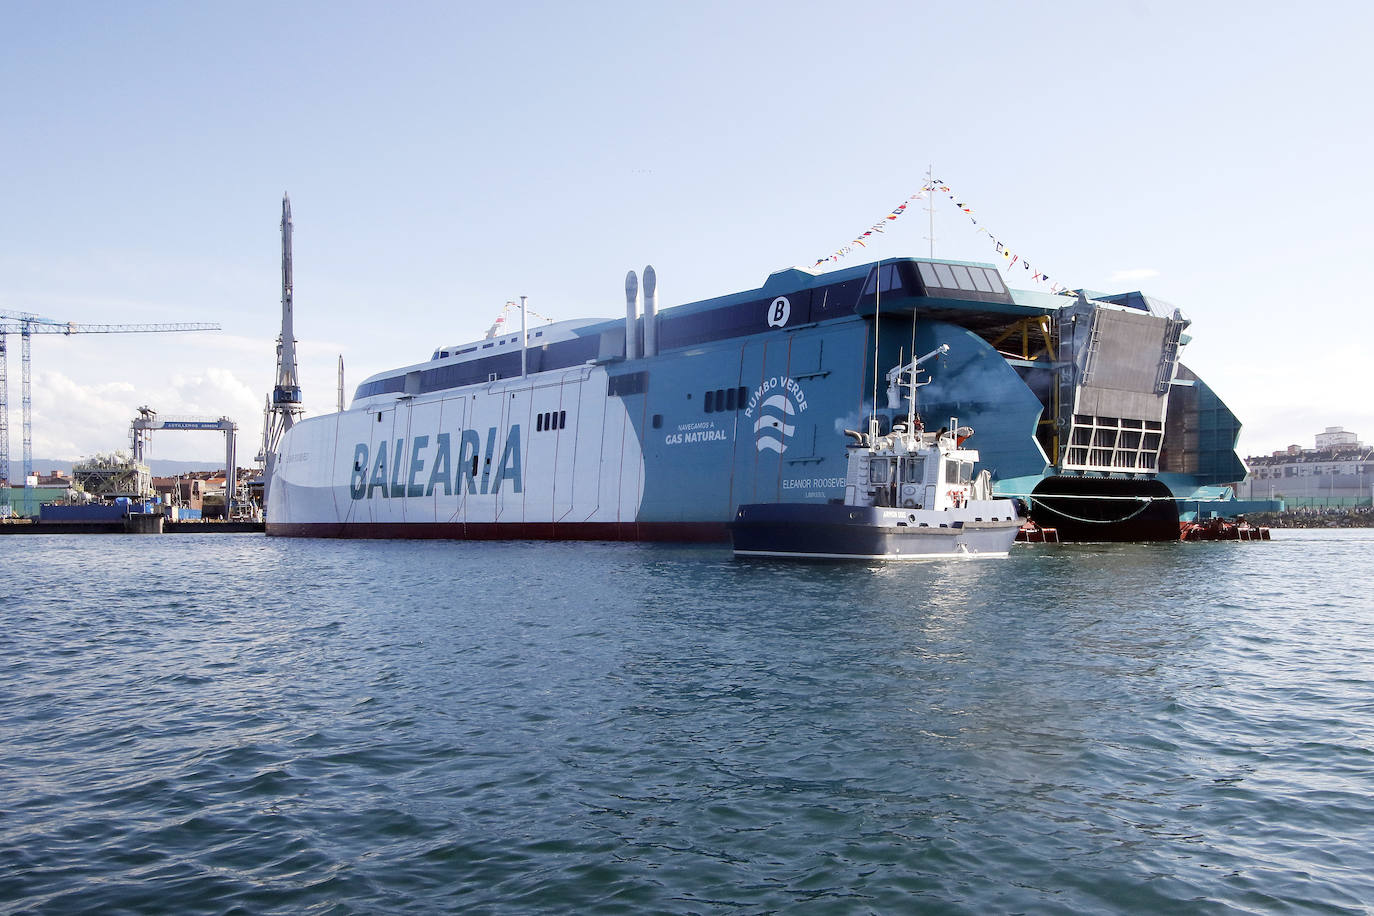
869, 261, 881, 441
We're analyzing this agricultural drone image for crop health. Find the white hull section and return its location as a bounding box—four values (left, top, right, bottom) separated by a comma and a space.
267, 366, 646, 531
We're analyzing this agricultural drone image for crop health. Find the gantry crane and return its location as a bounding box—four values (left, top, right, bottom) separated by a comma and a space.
131, 406, 239, 516
0, 312, 219, 510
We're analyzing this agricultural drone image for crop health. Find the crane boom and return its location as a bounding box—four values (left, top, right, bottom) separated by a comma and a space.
0, 319, 220, 335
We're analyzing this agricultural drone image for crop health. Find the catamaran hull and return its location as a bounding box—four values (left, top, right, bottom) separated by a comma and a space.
266, 257, 1245, 543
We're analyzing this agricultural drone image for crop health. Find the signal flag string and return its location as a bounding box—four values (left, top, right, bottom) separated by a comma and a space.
813, 180, 1075, 296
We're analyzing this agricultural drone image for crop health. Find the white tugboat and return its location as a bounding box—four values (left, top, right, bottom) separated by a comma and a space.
731, 344, 1023, 559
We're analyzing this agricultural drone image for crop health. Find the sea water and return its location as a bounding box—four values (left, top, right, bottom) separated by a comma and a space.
1, 530, 1371, 913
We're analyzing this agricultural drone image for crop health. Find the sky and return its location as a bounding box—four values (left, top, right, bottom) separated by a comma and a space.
2, 0, 1371, 469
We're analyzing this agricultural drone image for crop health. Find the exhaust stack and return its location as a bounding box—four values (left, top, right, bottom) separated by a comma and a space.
642, 265, 658, 358
624, 270, 640, 360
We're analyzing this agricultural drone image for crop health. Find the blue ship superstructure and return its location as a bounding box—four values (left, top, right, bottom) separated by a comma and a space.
266, 256, 1246, 541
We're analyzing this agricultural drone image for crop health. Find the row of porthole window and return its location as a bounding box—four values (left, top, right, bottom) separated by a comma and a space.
703, 386, 749, 414
536, 410, 566, 432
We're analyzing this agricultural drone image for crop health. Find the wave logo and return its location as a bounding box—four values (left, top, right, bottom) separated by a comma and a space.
745, 376, 809, 454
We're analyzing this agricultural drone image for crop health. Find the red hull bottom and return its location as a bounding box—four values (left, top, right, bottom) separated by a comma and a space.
266, 520, 731, 543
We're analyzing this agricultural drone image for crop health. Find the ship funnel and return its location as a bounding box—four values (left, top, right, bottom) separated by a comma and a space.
624, 270, 640, 360
642, 265, 658, 357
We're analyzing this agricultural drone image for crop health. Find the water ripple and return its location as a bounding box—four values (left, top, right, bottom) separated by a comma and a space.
1, 531, 1372, 912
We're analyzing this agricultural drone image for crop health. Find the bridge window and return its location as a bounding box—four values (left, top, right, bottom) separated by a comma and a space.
862, 264, 904, 295
950, 266, 977, 291
917, 261, 1009, 299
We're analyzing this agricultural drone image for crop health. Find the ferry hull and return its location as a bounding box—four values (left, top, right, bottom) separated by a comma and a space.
265, 256, 1247, 543
266, 520, 727, 541
1024, 476, 1181, 542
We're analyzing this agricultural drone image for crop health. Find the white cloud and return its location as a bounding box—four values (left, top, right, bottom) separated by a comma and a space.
28, 373, 140, 461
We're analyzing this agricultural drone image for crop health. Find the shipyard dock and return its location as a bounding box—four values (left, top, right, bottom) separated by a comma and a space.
0, 518, 264, 535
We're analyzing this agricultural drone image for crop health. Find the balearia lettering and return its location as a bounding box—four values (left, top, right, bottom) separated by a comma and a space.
348, 426, 522, 500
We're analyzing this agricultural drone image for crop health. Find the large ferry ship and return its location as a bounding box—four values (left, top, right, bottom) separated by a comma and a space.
264, 233, 1247, 542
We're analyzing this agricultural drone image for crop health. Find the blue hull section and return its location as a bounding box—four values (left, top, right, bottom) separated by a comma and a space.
622, 316, 1047, 524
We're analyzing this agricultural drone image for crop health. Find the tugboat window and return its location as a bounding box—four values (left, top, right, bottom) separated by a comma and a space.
869, 459, 892, 484
903, 457, 925, 484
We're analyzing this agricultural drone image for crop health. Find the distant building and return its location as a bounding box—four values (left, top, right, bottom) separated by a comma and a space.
1, 485, 79, 519
1236, 428, 1372, 506
151, 477, 205, 511
1314, 426, 1361, 451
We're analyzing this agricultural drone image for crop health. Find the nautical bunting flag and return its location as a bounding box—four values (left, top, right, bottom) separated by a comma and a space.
813, 180, 1073, 295
812, 188, 929, 267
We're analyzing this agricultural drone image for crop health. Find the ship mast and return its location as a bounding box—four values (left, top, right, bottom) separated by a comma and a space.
924, 163, 936, 258
262, 194, 304, 483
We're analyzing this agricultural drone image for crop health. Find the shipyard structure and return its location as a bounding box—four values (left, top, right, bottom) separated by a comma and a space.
265, 249, 1249, 542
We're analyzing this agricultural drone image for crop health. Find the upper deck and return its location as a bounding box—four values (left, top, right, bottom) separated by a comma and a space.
353, 256, 1067, 403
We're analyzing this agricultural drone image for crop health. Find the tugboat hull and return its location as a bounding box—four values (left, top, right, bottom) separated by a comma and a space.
731, 503, 1021, 560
